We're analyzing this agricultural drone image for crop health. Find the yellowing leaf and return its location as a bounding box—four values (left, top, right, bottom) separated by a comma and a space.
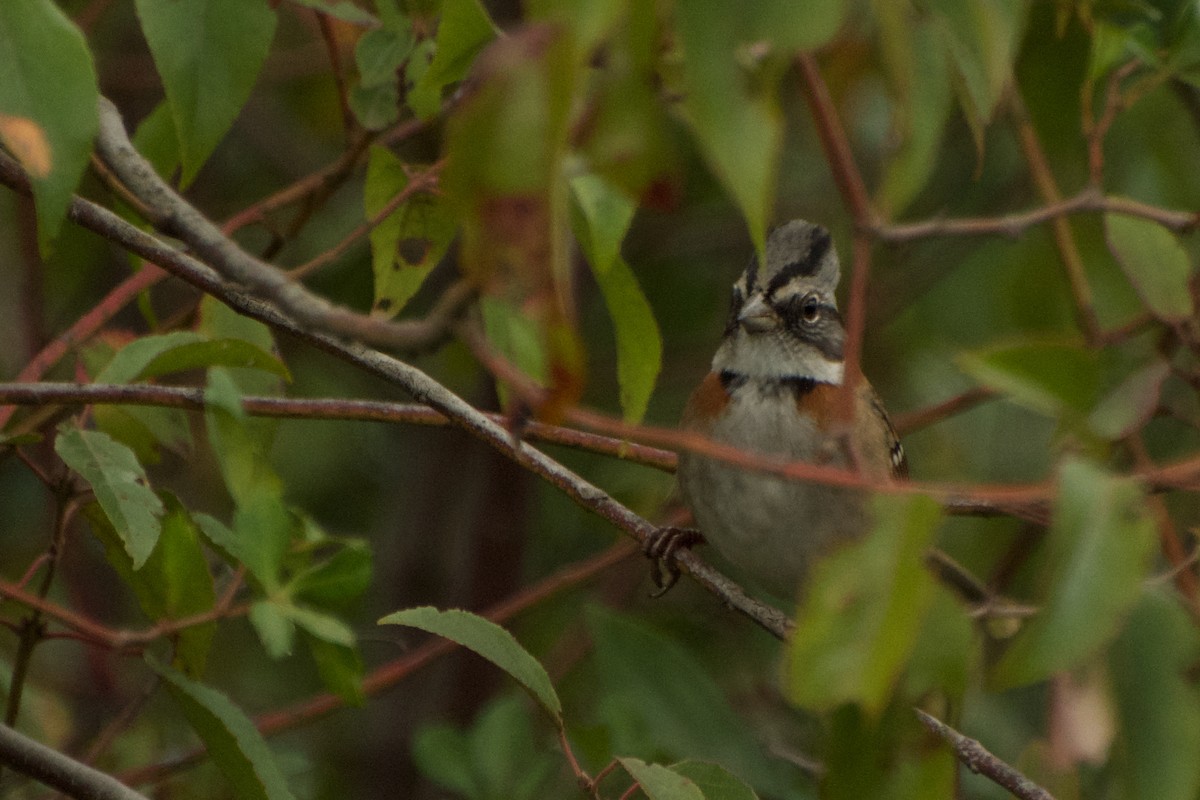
0, 114, 51, 177
0, 0, 99, 250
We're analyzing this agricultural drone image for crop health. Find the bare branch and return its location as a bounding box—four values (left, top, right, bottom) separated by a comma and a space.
1008, 90, 1102, 346
915, 709, 1056, 800
91, 97, 472, 355
0, 383, 679, 472
0, 152, 794, 640
0, 723, 149, 800
876, 190, 1199, 242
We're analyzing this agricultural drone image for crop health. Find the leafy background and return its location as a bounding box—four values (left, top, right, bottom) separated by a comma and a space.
2, 0, 1200, 799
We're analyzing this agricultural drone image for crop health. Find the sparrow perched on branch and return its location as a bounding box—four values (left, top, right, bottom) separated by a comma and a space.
653, 220, 906, 599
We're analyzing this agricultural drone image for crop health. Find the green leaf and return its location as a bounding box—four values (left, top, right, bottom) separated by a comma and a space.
586, 606, 795, 796
349, 82, 400, 131
88, 494, 216, 676
55, 427, 164, 569
278, 603, 355, 648
412, 725, 476, 797
94, 404, 192, 464
290, 540, 372, 610
1109, 591, 1200, 800
134, 0, 277, 185
1105, 211, 1196, 323
204, 369, 286, 504
0, 0, 99, 251
378, 607, 562, 721
822, 704, 957, 800
618, 758, 704, 800
958, 339, 1099, 417
902, 589, 976, 701
784, 494, 942, 714
198, 297, 283, 398
98, 332, 288, 384
142, 339, 289, 381
287, 0, 377, 25
357, 25, 412, 84
925, 0, 1027, 154
131, 101, 181, 180
480, 295, 549, 403
1089, 359, 1171, 440
249, 600, 296, 658
469, 695, 556, 800
669, 761, 760, 800
875, 9, 954, 214
442, 29, 573, 199
349, 23, 412, 130
526, 0, 627, 54
567, 2, 677, 200
148, 657, 298, 800
676, 2, 782, 256
746, 0, 848, 51
992, 458, 1157, 688
365, 146, 458, 316
306, 636, 365, 707
408, 0, 498, 119
201, 370, 292, 592
570, 174, 662, 422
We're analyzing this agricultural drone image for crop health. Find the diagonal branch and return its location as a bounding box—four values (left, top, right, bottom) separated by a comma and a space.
916, 709, 1056, 800
0, 723, 149, 800
92, 97, 473, 355
0, 150, 794, 641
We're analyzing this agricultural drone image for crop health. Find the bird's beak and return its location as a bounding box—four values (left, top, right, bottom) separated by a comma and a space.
737, 294, 778, 333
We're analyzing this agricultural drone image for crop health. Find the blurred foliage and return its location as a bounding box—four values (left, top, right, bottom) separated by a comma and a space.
1, 0, 1200, 799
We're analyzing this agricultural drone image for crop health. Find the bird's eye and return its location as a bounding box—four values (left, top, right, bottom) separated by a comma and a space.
800, 294, 821, 323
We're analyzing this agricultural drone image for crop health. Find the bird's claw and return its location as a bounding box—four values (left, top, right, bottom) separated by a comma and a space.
644, 527, 704, 597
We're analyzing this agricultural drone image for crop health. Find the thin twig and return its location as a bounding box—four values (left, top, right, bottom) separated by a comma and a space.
1008, 90, 1103, 346
1127, 434, 1200, 618
0, 578, 249, 651
915, 709, 1056, 800
796, 54, 878, 429
893, 387, 997, 436
876, 189, 1199, 242
287, 161, 443, 280
0, 383, 679, 472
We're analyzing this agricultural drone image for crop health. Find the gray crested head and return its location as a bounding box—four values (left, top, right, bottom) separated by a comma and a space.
762, 219, 840, 302
713, 219, 846, 385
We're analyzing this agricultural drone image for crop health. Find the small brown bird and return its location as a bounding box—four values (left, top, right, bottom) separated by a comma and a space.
665, 220, 906, 599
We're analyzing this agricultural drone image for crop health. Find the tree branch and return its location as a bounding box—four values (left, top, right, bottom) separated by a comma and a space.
0, 151, 794, 640
91, 97, 473, 355
875, 189, 1199, 242
0, 723, 149, 800
0, 383, 679, 472
915, 709, 1056, 800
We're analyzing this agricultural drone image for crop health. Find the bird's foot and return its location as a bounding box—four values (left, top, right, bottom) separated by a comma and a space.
644, 527, 705, 597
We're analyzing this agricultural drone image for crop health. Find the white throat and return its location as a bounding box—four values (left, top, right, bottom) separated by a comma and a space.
711, 331, 845, 385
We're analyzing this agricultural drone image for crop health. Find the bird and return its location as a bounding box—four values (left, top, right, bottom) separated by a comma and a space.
650, 219, 907, 600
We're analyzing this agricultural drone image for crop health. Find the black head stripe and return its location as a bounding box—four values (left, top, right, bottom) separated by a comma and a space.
766, 227, 832, 295
724, 285, 744, 336
743, 253, 759, 292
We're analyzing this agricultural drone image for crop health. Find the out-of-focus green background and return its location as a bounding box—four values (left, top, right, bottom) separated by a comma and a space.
3, 1, 1200, 798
